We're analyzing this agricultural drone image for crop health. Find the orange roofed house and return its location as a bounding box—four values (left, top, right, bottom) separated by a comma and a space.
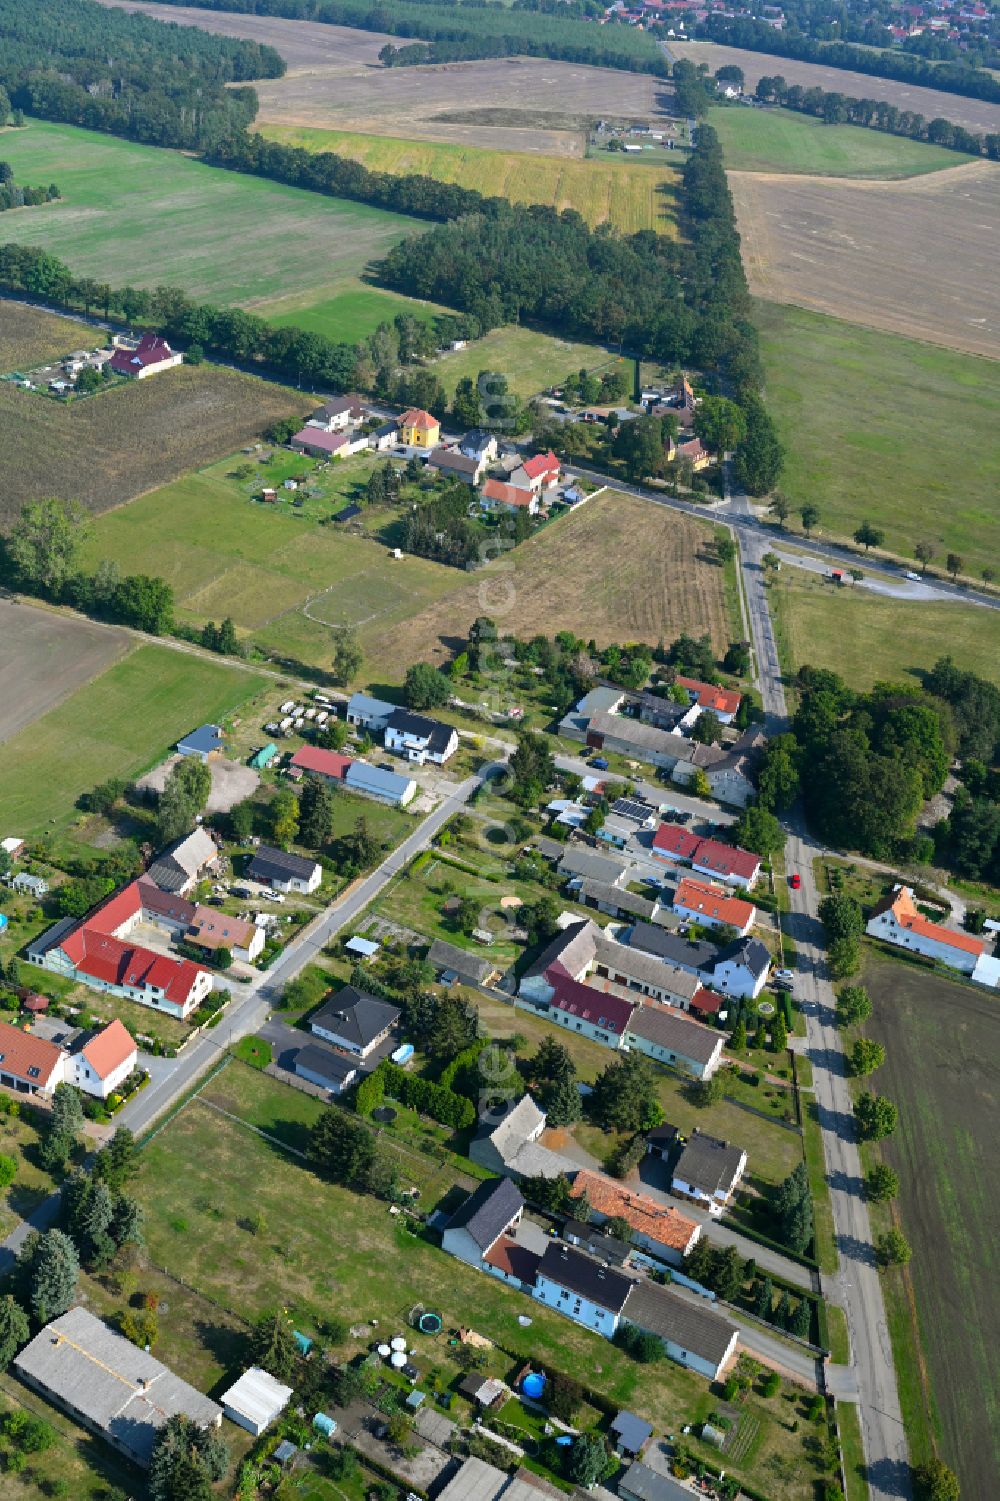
569, 1169, 701, 1265
400, 408, 440, 448
866, 885, 986, 977
672, 877, 755, 936
66, 1018, 137, 1100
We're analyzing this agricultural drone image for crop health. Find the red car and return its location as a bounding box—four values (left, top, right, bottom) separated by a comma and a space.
789, 873, 802, 889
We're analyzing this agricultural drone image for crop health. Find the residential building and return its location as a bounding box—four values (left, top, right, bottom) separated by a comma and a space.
534, 1242, 634, 1335
569, 1170, 701, 1264
521, 919, 708, 1019
427, 445, 485, 484
509, 450, 561, 492
247, 846, 322, 894
344, 761, 417, 806
866, 884, 986, 976
10, 872, 48, 897
176, 724, 225, 762
400, 408, 440, 447
427, 938, 499, 989
308, 984, 399, 1058
145, 828, 219, 895
460, 429, 498, 464
546, 976, 635, 1047
623, 921, 718, 978
480, 477, 539, 514
674, 435, 711, 471
187, 908, 265, 964
14, 1307, 221, 1468
654, 828, 760, 889
673, 676, 742, 723
312, 395, 366, 431
620, 1462, 694, 1501
290, 745, 352, 782
673, 877, 755, 936
651, 824, 702, 866
469, 1094, 546, 1176
109, 333, 183, 380
0, 1020, 66, 1096
442, 1177, 525, 1269
292, 1044, 358, 1095
621, 1280, 738, 1381
710, 936, 770, 1000
562, 1218, 632, 1267
557, 846, 630, 886
671, 1130, 747, 1216
384, 708, 458, 765
345, 692, 397, 731
221, 1367, 293, 1436
623, 1004, 724, 1080
290, 426, 367, 459
66, 1019, 137, 1100
368, 418, 400, 451
578, 879, 659, 924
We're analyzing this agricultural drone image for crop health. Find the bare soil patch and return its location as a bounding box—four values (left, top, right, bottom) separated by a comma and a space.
730, 161, 1000, 356
365, 490, 731, 679
680, 40, 1000, 136
0, 598, 128, 746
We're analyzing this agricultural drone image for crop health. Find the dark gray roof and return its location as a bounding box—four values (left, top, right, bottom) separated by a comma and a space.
620, 1461, 693, 1501
309, 985, 400, 1048
523, 920, 595, 982
579, 879, 656, 920
626, 922, 717, 973
374, 419, 399, 437
624, 1006, 722, 1066
536, 1242, 635, 1313
622, 1280, 738, 1368
444, 1176, 524, 1252
293, 1044, 357, 1085
334, 503, 362, 522
558, 846, 629, 885
645, 1123, 680, 1147
429, 446, 479, 476
387, 707, 453, 756
562, 1219, 631, 1266
428, 938, 495, 986
248, 845, 320, 884
713, 935, 771, 980
26, 916, 79, 960
460, 428, 495, 456
612, 1410, 653, 1453
673, 1130, 746, 1196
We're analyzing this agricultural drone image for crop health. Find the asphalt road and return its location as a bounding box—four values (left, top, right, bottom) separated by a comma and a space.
119, 763, 503, 1136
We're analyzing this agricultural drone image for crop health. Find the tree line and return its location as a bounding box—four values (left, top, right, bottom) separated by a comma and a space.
751, 75, 1000, 159
696, 15, 1000, 105
0, 162, 60, 213
0, 0, 283, 154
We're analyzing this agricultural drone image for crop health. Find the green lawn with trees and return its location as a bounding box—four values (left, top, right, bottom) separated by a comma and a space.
709, 106, 974, 177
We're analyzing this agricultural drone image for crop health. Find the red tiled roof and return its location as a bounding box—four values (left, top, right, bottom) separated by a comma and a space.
545, 963, 636, 1033
400, 408, 438, 430
675, 676, 741, 717
652, 824, 701, 860
482, 478, 535, 508
674, 877, 754, 930
109, 334, 176, 375
290, 745, 353, 779
692, 838, 760, 881
0, 1019, 65, 1087
689, 987, 720, 1015
188, 907, 256, 951
571, 1169, 698, 1252
81, 1019, 136, 1080
291, 427, 349, 453
483, 1235, 542, 1284
521, 450, 560, 480
86, 881, 143, 936
886, 887, 985, 957
59, 927, 207, 1006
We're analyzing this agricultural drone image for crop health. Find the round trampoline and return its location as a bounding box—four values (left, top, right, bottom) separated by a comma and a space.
418, 1312, 443, 1334
522, 1372, 546, 1400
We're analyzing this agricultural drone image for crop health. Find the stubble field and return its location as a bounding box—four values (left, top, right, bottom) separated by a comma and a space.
0, 599, 128, 746
0, 300, 93, 370
862, 953, 1000, 1496
730, 161, 1000, 357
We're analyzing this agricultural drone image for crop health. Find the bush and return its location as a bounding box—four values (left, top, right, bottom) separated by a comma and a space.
612, 1324, 663, 1363
380, 1060, 475, 1130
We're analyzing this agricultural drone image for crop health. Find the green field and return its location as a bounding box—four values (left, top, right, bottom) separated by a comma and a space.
430, 324, 627, 401
260, 280, 443, 343
258, 124, 680, 233
0, 645, 266, 831
710, 105, 972, 177
771, 568, 1000, 688
0, 120, 419, 306
758, 302, 1000, 577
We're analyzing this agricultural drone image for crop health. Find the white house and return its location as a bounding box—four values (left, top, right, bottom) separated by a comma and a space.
534, 1242, 635, 1335
623, 1006, 724, 1080
866, 885, 986, 976
109, 333, 183, 380
247, 846, 322, 894
621, 1281, 739, 1383
671, 1131, 747, 1217
384, 709, 458, 765
67, 1019, 137, 1100
441, 1177, 525, 1270
345, 693, 397, 732
672, 877, 755, 936
308, 985, 399, 1058
710, 937, 771, 1000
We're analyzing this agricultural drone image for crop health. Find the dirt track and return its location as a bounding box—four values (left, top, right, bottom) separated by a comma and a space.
731, 159, 1000, 357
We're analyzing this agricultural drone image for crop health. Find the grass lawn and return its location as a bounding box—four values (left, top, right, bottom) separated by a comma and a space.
757, 301, 1000, 578
0, 119, 419, 305
859, 951, 999, 1495
0, 1110, 60, 1241
0, 1376, 137, 1501
0, 644, 267, 832
257, 125, 680, 233
259, 278, 444, 344
837, 1401, 869, 1501
134, 1065, 828, 1500
769, 568, 1000, 688
428, 325, 627, 402
710, 105, 971, 177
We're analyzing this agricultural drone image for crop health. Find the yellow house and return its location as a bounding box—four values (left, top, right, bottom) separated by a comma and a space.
400, 408, 440, 448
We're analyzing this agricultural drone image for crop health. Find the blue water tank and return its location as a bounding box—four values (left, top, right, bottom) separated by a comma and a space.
522, 1372, 546, 1400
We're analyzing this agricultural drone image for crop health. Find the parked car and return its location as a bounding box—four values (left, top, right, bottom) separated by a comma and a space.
904, 571, 921, 581
789, 873, 801, 889
775, 968, 795, 982
589, 756, 609, 770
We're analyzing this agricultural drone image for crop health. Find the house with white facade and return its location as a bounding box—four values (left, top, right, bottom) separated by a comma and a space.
308, 985, 399, 1059
345, 692, 397, 732
866, 885, 986, 976
619, 1281, 739, 1383
671, 1131, 747, 1216
710, 937, 771, 1000
66, 1019, 137, 1100
623, 1005, 724, 1080
442, 1176, 527, 1279
672, 877, 755, 936
534, 1242, 635, 1336
384, 708, 458, 765
247, 846, 322, 894
569, 1170, 700, 1265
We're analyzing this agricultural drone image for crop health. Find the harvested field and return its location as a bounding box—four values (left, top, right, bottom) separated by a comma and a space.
731, 162, 1000, 356
0, 120, 419, 305
680, 40, 1000, 136
708, 104, 970, 178
0, 598, 128, 746
258, 124, 680, 231
862, 952, 1000, 1495
0, 355, 311, 527
368, 490, 732, 680
0, 300, 92, 370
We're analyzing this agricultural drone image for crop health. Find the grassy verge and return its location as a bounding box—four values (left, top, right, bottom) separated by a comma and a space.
837, 1401, 870, 1501
802, 1100, 838, 1274
826, 1305, 850, 1365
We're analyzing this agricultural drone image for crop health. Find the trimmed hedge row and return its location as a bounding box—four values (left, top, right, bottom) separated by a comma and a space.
380, 1060, 475, 1130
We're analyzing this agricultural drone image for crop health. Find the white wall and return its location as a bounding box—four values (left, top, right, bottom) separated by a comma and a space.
534, 1274, 620, 1335
712, 960, 768, 1000
624, 1029, 722, 1081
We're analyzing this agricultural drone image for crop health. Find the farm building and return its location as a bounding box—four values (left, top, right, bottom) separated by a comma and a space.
427, 445, 485, 484
221, 1367, 293, 1436
146, 827, 219, 895
344, 761, 417, 806
247, 846, 322, 894
14, 1307, 221, 1468
346, 692, 396, 731
427, 938, 499, 988
176, 723, 226, 762
568, 1170, 700, 1265
369, 419, 400, 450
290, 426, 367, 459
290, 745, 352, 782
109, 333, 183, 380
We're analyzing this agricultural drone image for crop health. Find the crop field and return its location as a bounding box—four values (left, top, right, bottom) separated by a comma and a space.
0, 644, 267, 832
0, 599, 128, 746
862, 953, 1000, 1495
757, 303, 1000, 574
259, 124, 680, 232
0, 299, 93, 370
429, 324, 626, 401
0, 352, 311, 529
730, 161, 1000, 357
708, 105, 969, 178
771, 569, 1000, 688
0, 120, 419, 306
680, 40, 1000, 137
371, 489, 734, 681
